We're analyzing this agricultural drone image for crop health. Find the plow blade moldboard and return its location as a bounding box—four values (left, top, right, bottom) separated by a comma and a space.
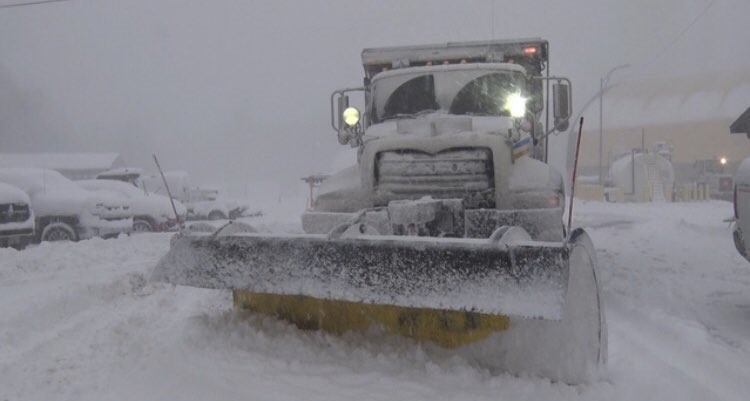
152, 233, 569, 319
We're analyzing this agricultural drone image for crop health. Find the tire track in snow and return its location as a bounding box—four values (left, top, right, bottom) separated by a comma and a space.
607, 299, 750, 401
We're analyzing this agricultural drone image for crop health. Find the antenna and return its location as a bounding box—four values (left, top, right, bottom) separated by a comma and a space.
567, 117, 584, 234
152, 154, 183, 231
490, 0, 495, 40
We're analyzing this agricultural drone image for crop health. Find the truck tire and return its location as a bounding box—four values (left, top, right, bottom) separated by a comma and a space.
41, 222, 77, 242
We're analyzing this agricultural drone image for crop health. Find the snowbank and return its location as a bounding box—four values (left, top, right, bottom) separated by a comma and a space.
2, 201, 750, 400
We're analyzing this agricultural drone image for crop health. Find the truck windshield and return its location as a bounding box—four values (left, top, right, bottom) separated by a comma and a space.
370, 68, 527, 123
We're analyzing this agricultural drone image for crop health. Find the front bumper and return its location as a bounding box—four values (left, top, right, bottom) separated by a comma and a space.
0, 227, 34, 245
302, 204, 564, 242
79, 217, 133, 239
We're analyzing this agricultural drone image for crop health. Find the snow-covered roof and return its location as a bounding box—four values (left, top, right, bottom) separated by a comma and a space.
603, 70, 750, 129
96, 167, 144, 178
730, 107, 750, 136
0, 152, 124, 172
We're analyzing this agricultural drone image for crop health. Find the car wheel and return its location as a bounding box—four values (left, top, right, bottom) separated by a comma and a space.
42, 223, 77, 242
133, 218, 154, 233
208, 210, 226, 220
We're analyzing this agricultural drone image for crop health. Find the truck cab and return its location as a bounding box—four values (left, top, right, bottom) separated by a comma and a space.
303, 39, 572, 241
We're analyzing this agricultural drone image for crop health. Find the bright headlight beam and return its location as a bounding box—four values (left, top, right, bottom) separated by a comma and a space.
343, 107, 360, 127
505, 92, 527, 118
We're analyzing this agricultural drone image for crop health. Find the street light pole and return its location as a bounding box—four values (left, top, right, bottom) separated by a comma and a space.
599, 64, 631, 184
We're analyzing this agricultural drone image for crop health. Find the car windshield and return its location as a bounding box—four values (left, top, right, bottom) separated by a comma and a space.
370, 67, 527, 123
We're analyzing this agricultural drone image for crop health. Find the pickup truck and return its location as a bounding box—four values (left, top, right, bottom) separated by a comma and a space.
0, 182, 34, 249
0, 168, 133, 242
77, 179, 187, 232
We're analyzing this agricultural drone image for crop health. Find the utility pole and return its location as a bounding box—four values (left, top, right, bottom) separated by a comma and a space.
599, 64, 631, 183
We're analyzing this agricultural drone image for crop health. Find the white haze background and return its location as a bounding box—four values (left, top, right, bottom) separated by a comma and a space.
0, 0, 748, 195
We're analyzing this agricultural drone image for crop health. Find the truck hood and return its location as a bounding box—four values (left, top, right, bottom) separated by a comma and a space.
28, 187, 91, 217
0, 182, 30, 204
363, 114, 514, 140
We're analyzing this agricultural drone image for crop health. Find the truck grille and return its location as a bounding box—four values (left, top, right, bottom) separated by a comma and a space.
0, 203, 31, 224
374, 148, 495, 208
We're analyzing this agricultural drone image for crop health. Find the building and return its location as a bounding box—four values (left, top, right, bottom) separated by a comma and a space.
576, 69, 750, 181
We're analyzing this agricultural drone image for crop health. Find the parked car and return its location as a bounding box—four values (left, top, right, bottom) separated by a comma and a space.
676, 158, 734, 201
180, 186, 251, 220
0, 182, 35, 249
77, 179, 187, 232
0, 168, 133, 242
97, 168, 256, 220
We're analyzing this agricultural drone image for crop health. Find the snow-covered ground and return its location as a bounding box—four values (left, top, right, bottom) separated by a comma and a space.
1, 199, 749, 401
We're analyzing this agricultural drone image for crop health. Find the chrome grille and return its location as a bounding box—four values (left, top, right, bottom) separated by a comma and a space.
375, 148, 494, 208
0, 203, 31, 224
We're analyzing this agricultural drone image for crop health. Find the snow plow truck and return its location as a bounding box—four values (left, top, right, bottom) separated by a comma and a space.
152, 38, 607, 383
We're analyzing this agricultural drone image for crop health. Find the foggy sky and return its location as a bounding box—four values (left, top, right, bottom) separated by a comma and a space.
1, 0, 748, 194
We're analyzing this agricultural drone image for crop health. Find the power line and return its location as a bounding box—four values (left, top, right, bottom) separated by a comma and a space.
0, 0, 72, 9
657, 0, 716, 55
638, 0, 716, 65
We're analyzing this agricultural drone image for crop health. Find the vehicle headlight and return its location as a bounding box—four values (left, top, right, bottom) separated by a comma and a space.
343, 107, 360, 127
504, 92, 527, 118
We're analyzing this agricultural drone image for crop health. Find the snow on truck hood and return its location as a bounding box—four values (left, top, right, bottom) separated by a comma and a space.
363, 114, 514, 140
0, 182, 31, 204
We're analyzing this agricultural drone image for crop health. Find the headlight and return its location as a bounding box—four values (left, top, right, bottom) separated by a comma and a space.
504, 92, 527, 118
343, 107, 360, 127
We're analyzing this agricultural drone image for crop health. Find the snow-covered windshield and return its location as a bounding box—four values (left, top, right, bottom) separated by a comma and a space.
370, 65, 527, 123
0, 168, 81, 194
78, 179, 144, 198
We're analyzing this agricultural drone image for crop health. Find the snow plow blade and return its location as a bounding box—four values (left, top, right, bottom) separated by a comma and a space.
153, 231, 567, 319
152, 227, 605, 383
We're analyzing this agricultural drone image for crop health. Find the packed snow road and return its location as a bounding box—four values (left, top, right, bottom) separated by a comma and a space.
1, 201, 749, 401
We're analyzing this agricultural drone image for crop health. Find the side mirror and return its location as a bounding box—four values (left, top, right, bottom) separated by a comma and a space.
330, 87, 366, 146
553, 83, 571, 131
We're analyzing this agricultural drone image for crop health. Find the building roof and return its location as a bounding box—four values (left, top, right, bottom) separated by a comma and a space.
0, 152, 124, 171
604, 69, 750, 129
730, 107, 750, 136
